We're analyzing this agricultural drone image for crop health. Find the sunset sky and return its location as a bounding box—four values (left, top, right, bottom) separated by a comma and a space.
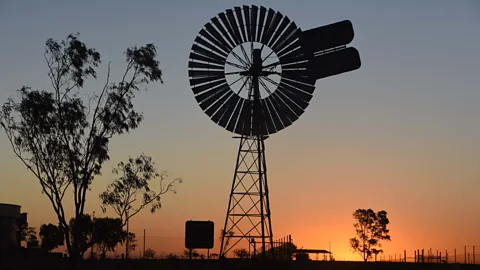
0, 0, 479, 261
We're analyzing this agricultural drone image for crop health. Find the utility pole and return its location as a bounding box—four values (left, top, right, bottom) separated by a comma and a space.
143, 229, 146, 259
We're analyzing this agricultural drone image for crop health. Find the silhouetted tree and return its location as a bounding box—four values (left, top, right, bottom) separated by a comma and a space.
349, 209, 391, 262
125, 232, 137, 255
39, 223, 64, 252
69, 214, 95, 258
69, 214, 126, 259
233, 248, 249, 259
18, 223, 37, 247
219, 229, 235, 256
184, 249, 199, 259
144, 248, 156, 259
166, 253, 178, 259
93, 217, 124, 259
99, 154, 182, 258
0, 33, 163, 267
27, 234, 40, 249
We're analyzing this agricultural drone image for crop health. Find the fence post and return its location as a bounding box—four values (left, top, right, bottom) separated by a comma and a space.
404, 250, 407, 263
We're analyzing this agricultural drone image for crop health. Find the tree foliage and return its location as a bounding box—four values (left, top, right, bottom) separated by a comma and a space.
93, 217, 124, 259
18, 223, 37, 245
99, 154, 181, 258
233, 248, 249, 259
144, 248, 156, 259
39, 223, 65, 251
68, 214, 126, 259
349, 208, 391, 262
0, 33, 163, 265
100, 154, 182, 226
27, 234, 40, 249
219, 229, 235, 256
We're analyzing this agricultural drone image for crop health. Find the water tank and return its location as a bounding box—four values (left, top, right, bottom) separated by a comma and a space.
0, 203, 21, 250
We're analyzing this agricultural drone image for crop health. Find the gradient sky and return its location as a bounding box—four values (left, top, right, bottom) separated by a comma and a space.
0, 0, 479, 261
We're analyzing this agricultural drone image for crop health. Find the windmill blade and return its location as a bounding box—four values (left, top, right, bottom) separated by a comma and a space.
191, 44, 226, 63
250, 5, 258, 43
267, 16, 290, 48
194, 36, 228, 58
192, 78, 227, 95
211, 17, 237, 49
217, 95, 242, 128
189, 52, 224, 66
198, 84, 229, 111
234, 7, 248, 43
205, 90, 234, 117
256, 6, 267, 42
242, 5, 252, 42
205, 23, 234, 52
226, 98, 245, 133
225, 9, 244, 44
212, 93, 239, 124
260, 98, 277, 134
188, 61, 224, 70
190, 75, 224, 86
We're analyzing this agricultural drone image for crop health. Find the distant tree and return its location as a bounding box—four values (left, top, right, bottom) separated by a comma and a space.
100, 154, 182, 258
210, 253, 219, 259
144, 248, 156, 259
39, 223, 64, 252
18, 223, 37, 247
0, 32, 163, 267
349, 209, 391, 262
125, 232, 137, 254
93, 217, 124, 259
27, 234, 40, 248
219, 229, 235, 256
69, 214, 95, 257
184, 249, 199, 259
233, 248, 249, 259
166, 253, 178, 259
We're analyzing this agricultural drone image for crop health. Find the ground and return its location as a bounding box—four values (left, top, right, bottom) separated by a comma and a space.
1, 252, 478, 270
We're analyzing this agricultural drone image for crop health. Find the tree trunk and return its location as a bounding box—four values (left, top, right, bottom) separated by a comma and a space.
125, 213, 129, 259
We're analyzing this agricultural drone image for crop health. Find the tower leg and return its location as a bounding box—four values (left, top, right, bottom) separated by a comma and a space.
219, 135, 273, 258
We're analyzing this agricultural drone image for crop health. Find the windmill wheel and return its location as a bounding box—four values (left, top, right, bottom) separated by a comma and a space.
188, 5, 316, 136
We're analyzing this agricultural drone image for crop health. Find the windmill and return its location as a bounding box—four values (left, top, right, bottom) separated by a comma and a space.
188, 5, 361, 258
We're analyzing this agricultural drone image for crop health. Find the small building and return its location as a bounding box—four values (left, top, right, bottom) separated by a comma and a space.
0, 203, 27, 250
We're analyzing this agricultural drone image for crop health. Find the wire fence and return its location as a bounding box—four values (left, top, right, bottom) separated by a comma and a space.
360, 246, 479, 264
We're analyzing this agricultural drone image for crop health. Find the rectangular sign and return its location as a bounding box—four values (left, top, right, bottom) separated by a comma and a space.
185, 220, 214, 249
